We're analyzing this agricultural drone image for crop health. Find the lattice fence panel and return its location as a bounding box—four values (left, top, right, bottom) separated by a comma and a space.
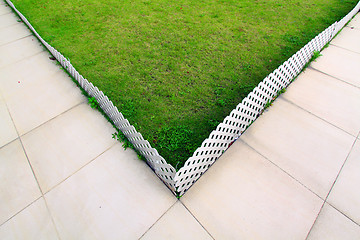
174, 22, 342, 195
333, 1, 360, 37
7, 0, 360, 196
5, 0, 177, 192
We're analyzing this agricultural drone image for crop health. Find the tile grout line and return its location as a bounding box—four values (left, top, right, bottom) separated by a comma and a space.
19, 101, 86, 138
1, 94, 63, 240
327, 202, 360, 228
0, 33, 40, 48
16, 103, 118, 239
308, 66, 360, 90
0, 30, 87, 141
179, 200, 216, 240
0, 101, 85, 151
0, 49, 87, 239
239, 139, 325, 200
137, 200, 178, 239
18, 127, 63, 240
304, 197, 328, 239
38, 199, 62, 240
0, 19, 21, 31
39, 142, 120, 240
279, 93, 360, 232
0, 32, 32, 48
0, 196, 42, 228
329, 42, 360, 55
43, 141, 118, 195
305, 133, 359, 239
243, 89, 358, 237
0, 88, 18, 150
0, 46, 46, 71
0, 11, 114, 235
0, 134, 18, 150
327, 131, 360, 217
280, 96, 357, 138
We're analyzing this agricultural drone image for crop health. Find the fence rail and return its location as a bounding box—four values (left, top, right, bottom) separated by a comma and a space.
6, 0, 360, 196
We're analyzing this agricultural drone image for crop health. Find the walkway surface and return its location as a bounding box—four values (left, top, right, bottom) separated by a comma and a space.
0, 1, 359, 239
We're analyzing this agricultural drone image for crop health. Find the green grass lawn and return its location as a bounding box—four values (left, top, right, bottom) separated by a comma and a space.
12, 0, 358, 168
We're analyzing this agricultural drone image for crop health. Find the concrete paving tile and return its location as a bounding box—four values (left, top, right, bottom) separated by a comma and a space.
331, 27, 360, 54
0, 52, 70, 91
0, 35, 44, 68
310, 45, 360, 87
347, 13, 360, 29
0, 94, 17, 148
327, 138, 360, 225
283, 68, 360, 137
0, 51, 85, 135
45, 143, 176, 240
307, 203, 360, 240
21, 103, 118, 193
0, 51, 63, 96
0, 198, 59, 240
182, 140, 323, 240
0, 11, 20, 29
0, 140, 41, 225
0, 23, 31, 46
140, 201, 212, 240
241, 98, 355, 198
0, 3, 11, 16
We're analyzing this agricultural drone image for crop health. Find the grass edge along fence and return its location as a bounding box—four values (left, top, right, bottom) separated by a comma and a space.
7, 0, 360, 196
175, 2, 360, 195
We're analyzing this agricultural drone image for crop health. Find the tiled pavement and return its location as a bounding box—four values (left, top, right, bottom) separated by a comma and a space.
1, 1, 359, 239
181, 14, 360, 240
0, 2, 177, 239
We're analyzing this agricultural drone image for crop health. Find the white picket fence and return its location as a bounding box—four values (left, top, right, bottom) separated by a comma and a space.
7, 0, 360, 195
